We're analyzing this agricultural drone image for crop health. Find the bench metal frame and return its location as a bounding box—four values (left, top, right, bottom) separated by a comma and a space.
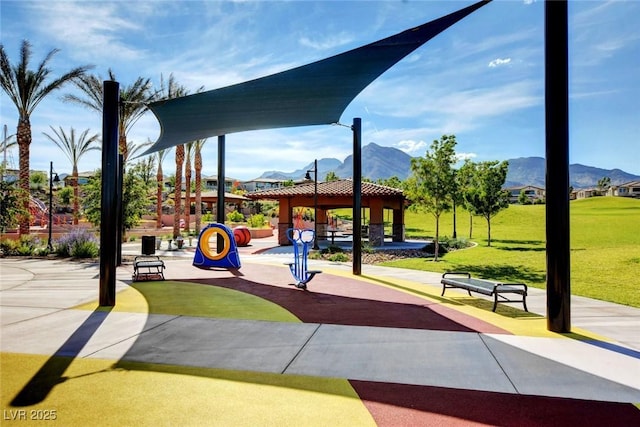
132, 255, 166, 281
441, 272, 528, 312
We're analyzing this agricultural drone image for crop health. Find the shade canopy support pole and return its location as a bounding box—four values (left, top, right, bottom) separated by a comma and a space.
545, 0, 571, 333
352, 117, 362, 275
99, 80, 119, 307
217, 135, 226, 224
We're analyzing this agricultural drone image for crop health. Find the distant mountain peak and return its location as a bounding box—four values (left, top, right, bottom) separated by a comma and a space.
257, 148, 640, 188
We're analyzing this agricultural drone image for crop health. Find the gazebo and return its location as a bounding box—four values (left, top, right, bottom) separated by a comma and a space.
247, 179, 405, 247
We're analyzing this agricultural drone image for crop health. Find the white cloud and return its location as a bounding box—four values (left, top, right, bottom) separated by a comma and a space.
489, 58, 512, 68
28, 2, 146, 62
395, 140, 427, 154
456, 152, 477, 161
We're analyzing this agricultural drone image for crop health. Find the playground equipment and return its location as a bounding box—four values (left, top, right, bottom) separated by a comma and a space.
233, 226, 251, 246
193, 223, 241, 269
285, 228, 322, 289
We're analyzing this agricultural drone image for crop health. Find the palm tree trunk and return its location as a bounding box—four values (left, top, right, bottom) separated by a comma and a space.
184, 155, 191, 235
18, 118, 31, 235
195, 147, 202, 235
173, 144, 184, 238
119, 130, 128, 163
72, 166, 79, 225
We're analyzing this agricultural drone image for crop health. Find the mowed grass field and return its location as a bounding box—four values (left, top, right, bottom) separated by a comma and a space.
376, 197, 640, 308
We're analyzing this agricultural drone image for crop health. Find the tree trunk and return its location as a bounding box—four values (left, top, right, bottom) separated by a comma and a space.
173, 144, 184, 238
452, 199, 457, 238
434, 215, 440, 262
195, 147, 202, 234
72, 167, 79, 225
184, 155, 191, 235
17, 117, 31, 235
469, 213, 473, 239
156, 165, 163, 229
487, 216, 492, 247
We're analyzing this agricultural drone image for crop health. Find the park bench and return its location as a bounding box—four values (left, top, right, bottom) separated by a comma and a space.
132, 255, 165, 281
440, 272, 528, 312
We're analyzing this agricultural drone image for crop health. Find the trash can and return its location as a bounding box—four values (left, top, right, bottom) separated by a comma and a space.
141, 235, 156, 255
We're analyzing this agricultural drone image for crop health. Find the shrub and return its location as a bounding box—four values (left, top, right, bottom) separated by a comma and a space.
0, 238, 19, 256
247, 213, 267, 228
226, 210, 244, 223
55, 228, 99, 258
321, 244, 344, 255
71, 240, 99, 258
0, 236, 41, 256
421, 242, 447, 256
328, 253, 349, 262
440, 237, 470, 251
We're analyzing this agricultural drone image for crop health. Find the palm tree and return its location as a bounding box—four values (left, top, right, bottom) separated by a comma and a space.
1, 40, 92, 234
174, 143, 185, 239
42, 126, 99, 225
155, 148, 169, 229
193, 139, 206, 235
155, 74, 190, 239
63, 69, 156, 163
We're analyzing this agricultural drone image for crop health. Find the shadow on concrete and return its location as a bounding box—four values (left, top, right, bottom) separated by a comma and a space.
10, 308, 112, 406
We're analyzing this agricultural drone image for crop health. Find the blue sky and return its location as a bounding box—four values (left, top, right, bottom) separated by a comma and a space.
1, 0, 639, 181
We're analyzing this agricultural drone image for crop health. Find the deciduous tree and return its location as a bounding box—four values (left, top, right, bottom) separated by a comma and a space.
405, 135, 458, 261
464, 160, 510, 246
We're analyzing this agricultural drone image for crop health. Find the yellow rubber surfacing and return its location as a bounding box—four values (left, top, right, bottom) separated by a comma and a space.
75, 280, 300, 322
1, 353, 375, 426
2, 280, 373, 425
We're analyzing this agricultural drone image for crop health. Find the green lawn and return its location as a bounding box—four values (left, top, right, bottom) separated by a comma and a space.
370, 197, 640, 308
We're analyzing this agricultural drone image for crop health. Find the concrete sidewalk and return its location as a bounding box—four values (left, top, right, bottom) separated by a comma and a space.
1, 251, 639, 425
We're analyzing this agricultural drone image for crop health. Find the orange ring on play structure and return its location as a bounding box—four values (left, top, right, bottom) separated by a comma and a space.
198, 225, 231, 261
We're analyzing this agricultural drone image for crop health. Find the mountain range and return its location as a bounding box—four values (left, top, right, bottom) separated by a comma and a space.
257, 143, 640, 189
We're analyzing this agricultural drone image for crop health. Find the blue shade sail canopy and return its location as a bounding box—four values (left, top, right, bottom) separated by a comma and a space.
143, 1, 490, 155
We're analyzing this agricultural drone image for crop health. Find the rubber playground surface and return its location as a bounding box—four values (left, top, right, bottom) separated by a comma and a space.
1, 247, 639, 426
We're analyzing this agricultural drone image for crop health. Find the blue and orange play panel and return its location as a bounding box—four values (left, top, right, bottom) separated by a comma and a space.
193, 223, 241, 269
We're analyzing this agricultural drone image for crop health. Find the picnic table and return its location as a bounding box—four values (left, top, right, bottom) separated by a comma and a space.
326, 228, 343, 244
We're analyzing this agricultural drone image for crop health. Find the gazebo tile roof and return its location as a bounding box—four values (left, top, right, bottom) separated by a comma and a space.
246, 179, 403, 199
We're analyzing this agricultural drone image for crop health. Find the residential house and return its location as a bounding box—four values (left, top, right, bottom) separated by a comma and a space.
63, 171, 95, 187
202, 176, 238, 193
609, 180, 640, 198
505, 185, 545, 203
242, 178, 287, 193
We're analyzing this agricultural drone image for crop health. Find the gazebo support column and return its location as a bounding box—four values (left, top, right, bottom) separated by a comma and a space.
392, 207, 405, 242
368, 199, 385, 247
316, 208, 328, 241
278, 198, 292, 245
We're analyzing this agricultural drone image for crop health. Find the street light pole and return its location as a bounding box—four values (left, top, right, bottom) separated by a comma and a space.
47, 161, 59, 251
305, 159, 319, 250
